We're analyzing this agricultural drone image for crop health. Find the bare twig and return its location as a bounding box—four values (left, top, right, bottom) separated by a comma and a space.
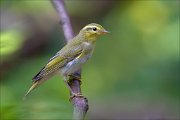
51, 0, 88, 119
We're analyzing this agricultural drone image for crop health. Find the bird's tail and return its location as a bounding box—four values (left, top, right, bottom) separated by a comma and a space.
24, 81, 39, 98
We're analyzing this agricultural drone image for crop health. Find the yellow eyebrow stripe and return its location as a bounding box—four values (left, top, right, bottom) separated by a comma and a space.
83, 25, 99, 30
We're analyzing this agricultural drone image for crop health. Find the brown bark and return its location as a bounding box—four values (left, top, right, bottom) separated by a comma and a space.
51, 0, 88, 119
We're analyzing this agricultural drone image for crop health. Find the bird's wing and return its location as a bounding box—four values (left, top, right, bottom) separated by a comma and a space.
32, 44, 83, 81
24, 44, 83, 97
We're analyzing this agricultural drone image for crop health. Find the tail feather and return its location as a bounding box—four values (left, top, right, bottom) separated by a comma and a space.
32, 68, 44, 81
24, 67, 52, 99
24, 81, 39, 98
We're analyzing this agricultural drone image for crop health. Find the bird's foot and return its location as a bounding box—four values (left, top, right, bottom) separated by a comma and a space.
69, 93, 86, 101
68, 75, 82, 85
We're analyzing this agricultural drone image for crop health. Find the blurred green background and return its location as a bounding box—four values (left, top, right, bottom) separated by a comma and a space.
0, 0, 179, 119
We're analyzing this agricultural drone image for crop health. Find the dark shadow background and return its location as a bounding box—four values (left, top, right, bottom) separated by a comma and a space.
0, 0, 179, 119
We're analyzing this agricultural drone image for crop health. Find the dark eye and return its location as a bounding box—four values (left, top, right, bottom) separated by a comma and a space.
92, 27, 97, 31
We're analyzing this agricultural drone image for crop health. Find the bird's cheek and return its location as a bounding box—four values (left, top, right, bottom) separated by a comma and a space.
85, 33, 91, 37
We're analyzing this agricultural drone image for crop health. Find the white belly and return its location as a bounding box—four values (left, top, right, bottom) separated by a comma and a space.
59, 54, 92, 76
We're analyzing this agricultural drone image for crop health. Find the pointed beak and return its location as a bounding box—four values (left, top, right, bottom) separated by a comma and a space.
100, 29, 110, 34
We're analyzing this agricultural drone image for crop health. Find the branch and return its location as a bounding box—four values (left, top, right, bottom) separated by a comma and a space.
51, 0, 88, 119
51, 0, 74, 41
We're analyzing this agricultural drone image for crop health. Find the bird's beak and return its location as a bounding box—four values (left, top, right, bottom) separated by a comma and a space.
100, 29, 110, 34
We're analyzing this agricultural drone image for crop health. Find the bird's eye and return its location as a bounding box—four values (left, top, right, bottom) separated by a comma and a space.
92, 27, 97, 31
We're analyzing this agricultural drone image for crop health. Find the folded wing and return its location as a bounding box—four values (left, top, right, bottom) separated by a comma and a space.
32, 44, 83, 81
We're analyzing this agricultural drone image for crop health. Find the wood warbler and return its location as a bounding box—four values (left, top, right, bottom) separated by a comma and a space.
25, 23, 109, 97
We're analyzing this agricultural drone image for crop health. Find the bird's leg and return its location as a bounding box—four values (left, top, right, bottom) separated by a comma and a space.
69, 93, 86, 102
63, 76, 75, 94
64, 76, 83, 100
68, 74, 82, 85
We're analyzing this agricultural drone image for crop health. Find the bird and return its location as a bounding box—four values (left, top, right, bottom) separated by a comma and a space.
25, 23, 109, 98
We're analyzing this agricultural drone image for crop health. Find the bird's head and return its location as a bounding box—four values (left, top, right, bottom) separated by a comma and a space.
80, 23, 109, 40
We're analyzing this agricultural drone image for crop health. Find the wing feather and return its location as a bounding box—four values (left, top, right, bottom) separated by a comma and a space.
33, 44, 83, 81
